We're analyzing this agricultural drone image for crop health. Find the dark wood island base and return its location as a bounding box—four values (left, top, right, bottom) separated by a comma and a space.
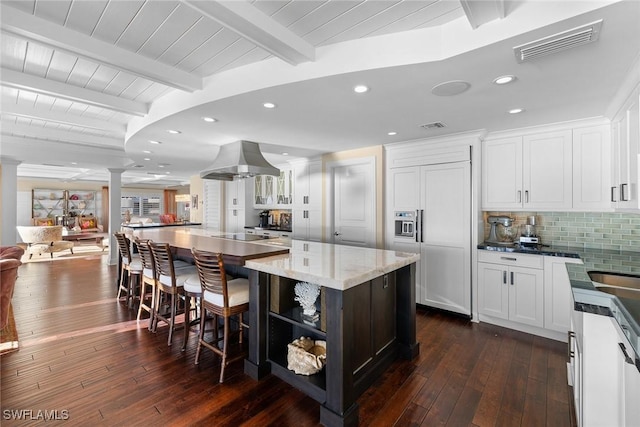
245, 258, 420, 427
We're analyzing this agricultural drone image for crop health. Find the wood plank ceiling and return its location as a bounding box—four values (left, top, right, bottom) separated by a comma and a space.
0, 0, 501, 185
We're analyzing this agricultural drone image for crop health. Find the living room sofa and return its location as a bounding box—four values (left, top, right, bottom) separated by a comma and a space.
1, 246, 24, 330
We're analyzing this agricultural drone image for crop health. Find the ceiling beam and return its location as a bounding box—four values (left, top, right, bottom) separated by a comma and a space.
1, 98, 126, 135
1, 7, 202, 92
2, 122, 124, 149
182, 0, 315, 65
1, 68, 148, 116
460, 0, 506, 29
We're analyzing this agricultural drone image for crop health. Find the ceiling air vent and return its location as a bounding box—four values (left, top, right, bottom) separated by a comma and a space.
420, 122, 447, 130
514, 19, 602, 63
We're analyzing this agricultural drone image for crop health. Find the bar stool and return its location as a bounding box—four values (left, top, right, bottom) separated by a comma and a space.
181, 274, 203, 352
149, 241, 197, 346
133, 237, 157, 330
191, 248, 249, 383
114, 232, 142, 308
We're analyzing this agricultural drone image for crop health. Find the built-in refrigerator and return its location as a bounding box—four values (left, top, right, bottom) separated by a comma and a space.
387, 161, 472, 316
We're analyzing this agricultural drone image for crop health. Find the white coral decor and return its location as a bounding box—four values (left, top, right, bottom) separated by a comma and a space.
294, 282, 320, 316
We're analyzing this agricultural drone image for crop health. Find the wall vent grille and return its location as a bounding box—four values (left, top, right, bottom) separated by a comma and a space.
514, 19, 602, 63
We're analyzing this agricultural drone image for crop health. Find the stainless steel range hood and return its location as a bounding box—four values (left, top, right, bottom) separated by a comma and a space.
200, 140, 280, 181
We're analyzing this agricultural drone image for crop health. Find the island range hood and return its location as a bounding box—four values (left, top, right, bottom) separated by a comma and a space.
200, 140, 280, 181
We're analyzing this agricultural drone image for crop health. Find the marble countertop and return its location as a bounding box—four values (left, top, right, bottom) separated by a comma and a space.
244, 239, 420, 291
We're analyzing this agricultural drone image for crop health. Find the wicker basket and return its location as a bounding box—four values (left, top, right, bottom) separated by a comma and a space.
287, 337, 326, 375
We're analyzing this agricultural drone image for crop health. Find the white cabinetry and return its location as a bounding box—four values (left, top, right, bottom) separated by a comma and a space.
478, 251, 544, 328
543, 256, 583, 334
611, 87, 640, 209
573, 125, 611, 211
225, 179, 253, 233
482, 130, 572, 210
253, 165, 294, 209
292, 159, 322, 241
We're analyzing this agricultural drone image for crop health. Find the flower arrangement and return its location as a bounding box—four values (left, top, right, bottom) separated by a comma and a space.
294, 282, 320, 317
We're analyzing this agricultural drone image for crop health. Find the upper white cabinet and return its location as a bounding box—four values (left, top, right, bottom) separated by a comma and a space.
482, 121, 612, 211
573, 125, 611, 210
225, 179, 253, 233
292, 159, 322, 241
253, 165, 294, 209
611, 87, 640, 210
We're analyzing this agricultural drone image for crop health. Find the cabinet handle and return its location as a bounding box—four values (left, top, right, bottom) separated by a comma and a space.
503, 271, 507, 284
517, 190, 522, 203
611, 186, 617, 202
525, 190, 529, 203
383, 275, 389, 289
568, 331, 575, 358
233, 198, 237, 205
500, 256, 517, 261
619, 342, 634, 365
621, 183, 629, 201
510, 271, 514, 285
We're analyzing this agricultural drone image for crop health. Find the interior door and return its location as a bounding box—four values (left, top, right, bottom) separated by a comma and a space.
330, 159, 375, 247
420, 162, 471, 316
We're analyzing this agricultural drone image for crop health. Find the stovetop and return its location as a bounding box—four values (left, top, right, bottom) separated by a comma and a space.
217, 233, 275, 242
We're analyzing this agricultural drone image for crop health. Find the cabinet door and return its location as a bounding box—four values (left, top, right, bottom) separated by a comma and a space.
478, 262, 509, 320
388, 167, 419, 212
573, 125, 611, 211
623, 343, 640, 425
292, 209, 308, 240
482, 137, 523, 209
508, 266, 544, 328
523, 130, 573, 209
307, 209, 322, 241
544, 256, 581, 334
621, 97, 639, 208
307, 160, 322, 210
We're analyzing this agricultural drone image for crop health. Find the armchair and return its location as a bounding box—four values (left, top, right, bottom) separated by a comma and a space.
1, 246, 24, 330
16, 226, 74, 259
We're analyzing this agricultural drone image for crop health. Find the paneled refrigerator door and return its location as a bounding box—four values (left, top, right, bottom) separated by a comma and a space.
419, 162, 471, 316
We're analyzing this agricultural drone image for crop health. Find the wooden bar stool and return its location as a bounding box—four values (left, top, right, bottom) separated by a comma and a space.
114, 232, 142, 308
191, 248, 249, 383
149, 242, 197, 346
133, 237, 157, 330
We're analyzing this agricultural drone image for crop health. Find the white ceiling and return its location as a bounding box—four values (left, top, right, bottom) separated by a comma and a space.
1, 0, 638, 187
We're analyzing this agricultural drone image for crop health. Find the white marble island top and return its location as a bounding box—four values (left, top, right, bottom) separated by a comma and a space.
245, 239, 420, 291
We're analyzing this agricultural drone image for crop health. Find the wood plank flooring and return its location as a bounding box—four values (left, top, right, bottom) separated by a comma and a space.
1, 255, 575, 426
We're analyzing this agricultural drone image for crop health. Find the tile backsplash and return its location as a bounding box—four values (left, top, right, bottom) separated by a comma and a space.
484, 211, 640, 251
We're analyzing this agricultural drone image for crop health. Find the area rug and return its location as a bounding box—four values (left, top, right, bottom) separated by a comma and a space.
21, 244, 108, 263
0, 303, 19, 355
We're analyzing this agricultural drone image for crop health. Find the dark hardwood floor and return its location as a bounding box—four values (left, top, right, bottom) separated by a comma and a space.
1, 255, 575, 426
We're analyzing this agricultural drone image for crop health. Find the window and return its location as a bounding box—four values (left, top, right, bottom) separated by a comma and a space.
122, 192, 163, 221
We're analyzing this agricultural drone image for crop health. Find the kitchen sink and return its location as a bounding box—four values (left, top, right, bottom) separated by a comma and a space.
588, 271, 640, 300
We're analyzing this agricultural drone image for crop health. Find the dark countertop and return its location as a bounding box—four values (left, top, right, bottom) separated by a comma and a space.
122, 222, 202, 229
478, 242, 640, 359
244, 225, 292, 233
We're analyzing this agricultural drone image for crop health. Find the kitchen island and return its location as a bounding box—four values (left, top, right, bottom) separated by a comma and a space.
243, 240, 420, 427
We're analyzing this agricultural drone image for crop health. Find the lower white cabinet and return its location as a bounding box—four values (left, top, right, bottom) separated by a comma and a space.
478, 251, 544, 328
543, 256, 583, 334
570, 308, 639, 427
292, 208, 321, 241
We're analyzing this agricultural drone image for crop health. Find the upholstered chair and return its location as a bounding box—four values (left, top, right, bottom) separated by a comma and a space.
0, 246, 25, 330
16, 226, 74, 259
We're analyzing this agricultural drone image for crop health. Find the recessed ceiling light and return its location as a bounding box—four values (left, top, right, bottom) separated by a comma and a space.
143, 150, 152, 154
353, 85, 369, 93
282, 152, 289, 156
71, 162, 77, 165
202, 117, 217, 122
166, 129, 181, 134
263, 102, 276, 109
493, 75, 517, 85
143, 157, 151, 161
508, 108, 524, 114
387, 131, 397, 136
149, 140, 162, 144
158, 164, 165, 168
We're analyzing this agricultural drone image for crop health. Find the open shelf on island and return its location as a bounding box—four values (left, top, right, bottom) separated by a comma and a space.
268, 349, 326, 403
269, 307, 325, 335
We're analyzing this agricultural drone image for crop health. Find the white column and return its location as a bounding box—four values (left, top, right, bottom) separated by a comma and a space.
107, 168, 124, 265
0, 157, 22, 246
